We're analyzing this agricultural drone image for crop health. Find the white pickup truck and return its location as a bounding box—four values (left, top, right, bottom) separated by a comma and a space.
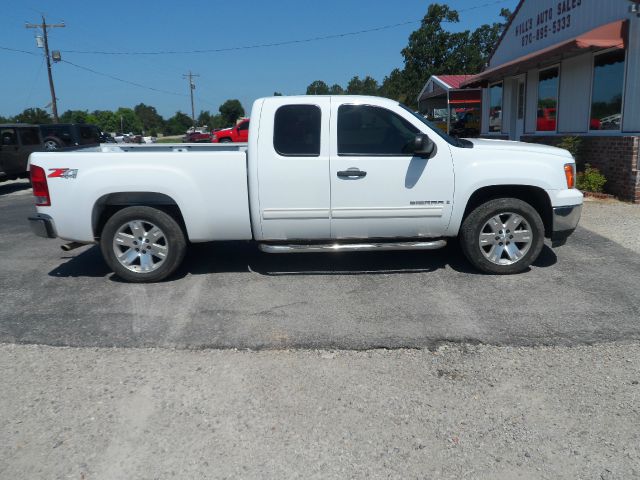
28, 95, 583, 282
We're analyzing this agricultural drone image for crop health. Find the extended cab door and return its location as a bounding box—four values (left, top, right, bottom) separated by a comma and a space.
252, 98, 331, 240
329, 101, 454, 239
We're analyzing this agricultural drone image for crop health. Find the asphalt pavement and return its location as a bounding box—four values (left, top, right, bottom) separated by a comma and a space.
2, 180, 639, 350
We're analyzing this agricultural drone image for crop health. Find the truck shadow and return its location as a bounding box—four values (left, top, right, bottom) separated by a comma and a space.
0, 179, 31, 196
47, 242, 557, 280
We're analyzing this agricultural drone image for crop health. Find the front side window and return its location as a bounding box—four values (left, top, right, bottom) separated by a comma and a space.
489, 83, 503, 133
590, 50, 626, 131
338, 104, 418, 156
273, 105, 321, 156
537, 67, 559, 132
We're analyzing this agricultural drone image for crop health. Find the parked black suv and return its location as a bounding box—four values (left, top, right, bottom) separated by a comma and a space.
0, 124, 43, 179
39, 123, 101, 151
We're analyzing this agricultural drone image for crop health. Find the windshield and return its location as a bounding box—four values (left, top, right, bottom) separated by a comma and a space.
398, 103, 473, 149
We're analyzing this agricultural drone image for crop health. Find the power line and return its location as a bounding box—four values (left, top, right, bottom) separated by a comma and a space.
59, 0, 512, 56
60, 59, 187, 97
0, 45, 201, 99
0, 45, 40, 56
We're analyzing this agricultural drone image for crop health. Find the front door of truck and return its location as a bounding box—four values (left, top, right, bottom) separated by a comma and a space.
254, 98, 331, 240
329, 102, 454, 239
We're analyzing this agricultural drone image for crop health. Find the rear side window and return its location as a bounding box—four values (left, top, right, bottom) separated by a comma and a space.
237, 120, 249, 131
19, 128, 41, 146
338, 104, 418, 156
273, 105, 321, 156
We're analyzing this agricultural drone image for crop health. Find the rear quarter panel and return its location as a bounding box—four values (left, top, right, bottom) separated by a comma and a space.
29, 150, 253, 242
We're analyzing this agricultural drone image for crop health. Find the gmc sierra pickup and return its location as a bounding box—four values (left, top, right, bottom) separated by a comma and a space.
28, 95, 583, 282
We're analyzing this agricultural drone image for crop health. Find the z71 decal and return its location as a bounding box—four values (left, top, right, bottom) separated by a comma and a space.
48, 168, 78, 179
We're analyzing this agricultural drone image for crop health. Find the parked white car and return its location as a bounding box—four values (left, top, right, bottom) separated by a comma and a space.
28, 95, 582, 282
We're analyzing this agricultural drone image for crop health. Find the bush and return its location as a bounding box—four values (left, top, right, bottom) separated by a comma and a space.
557, 136, 581, 159
576, 164, 607, 193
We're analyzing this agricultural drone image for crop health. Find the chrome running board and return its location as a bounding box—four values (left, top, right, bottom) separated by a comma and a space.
258, 240, 447, 254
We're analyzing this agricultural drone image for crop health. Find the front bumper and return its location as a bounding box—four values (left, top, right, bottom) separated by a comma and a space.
551, 204, 582, 247
28, 214, 56, 239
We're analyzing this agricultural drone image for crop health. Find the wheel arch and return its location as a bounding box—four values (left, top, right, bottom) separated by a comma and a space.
461, 185, 553, 238
92, 192, 187, 240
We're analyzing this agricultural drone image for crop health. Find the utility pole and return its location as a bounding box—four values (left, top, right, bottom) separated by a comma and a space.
26, 16, 65, 123
182, 71, 199, 126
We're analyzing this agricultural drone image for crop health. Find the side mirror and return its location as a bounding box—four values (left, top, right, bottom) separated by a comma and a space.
413, 133, 435, 158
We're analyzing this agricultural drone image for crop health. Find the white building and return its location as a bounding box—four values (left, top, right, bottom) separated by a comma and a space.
460, 0, 640, 202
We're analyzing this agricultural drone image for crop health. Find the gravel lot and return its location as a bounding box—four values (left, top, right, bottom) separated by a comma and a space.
1, 179, 639, 478
579, 198, 640, 253
1, 343, 639, 479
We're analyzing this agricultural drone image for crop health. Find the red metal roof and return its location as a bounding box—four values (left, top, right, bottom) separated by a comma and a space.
433, 75, 476, 89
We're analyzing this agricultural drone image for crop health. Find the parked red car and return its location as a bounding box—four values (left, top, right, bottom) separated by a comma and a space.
211, 119, 250, 143
183, 131, 212, 143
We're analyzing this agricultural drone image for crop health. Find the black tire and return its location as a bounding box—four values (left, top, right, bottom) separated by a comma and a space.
43, 137, 62, 151
459, 198, 545, 275
100, 206, 186, 283
219, 137, 232, 143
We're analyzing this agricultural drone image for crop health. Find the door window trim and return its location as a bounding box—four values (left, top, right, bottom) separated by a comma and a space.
337, 104, 418, 157
273, 104, 322, 157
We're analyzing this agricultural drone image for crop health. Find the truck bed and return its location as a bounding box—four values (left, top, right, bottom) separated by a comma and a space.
28, 144, 253, 243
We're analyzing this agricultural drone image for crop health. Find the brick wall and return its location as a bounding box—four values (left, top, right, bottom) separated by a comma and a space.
520, 135, 640, 203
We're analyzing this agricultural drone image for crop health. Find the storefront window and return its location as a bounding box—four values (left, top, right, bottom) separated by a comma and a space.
489, 83, 502, 133
537, 67, 559, 132
590, 50, 626, 131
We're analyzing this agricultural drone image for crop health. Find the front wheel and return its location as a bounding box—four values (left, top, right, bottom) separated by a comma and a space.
459, 198, 545, 275
100, 206, 186, 283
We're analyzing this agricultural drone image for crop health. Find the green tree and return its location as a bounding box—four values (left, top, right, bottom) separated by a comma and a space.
114, 107, 143, 134
59, 110, 91, 124
218, 99, 245, 126
197, 110, 213, 128
164, 111, 193, 135
346, 76, 380, 96
306, 80, 330, 95
14, 108, 51, 124
134, 103, 164, 134
91, 110, 119, 132
395, 3, 511, 108
328, 84, 345, 95
0, 115, 11, 123
379, 68, 409, 104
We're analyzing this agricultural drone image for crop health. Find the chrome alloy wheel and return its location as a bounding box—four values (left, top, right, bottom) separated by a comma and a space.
44, 140, 59, 151
478, 212, 533, 266
112, 220, 168, 273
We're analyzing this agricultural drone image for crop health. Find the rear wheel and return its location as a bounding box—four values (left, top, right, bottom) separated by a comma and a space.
459, 198, 544, 274
219, 137, 232, 143
43, 138, 62, 151
100, 206, 186, 283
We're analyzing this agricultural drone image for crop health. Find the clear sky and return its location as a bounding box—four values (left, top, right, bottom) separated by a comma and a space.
0, 0, 519, 118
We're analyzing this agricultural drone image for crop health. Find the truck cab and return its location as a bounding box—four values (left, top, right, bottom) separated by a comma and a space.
0, 124, 43, 179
